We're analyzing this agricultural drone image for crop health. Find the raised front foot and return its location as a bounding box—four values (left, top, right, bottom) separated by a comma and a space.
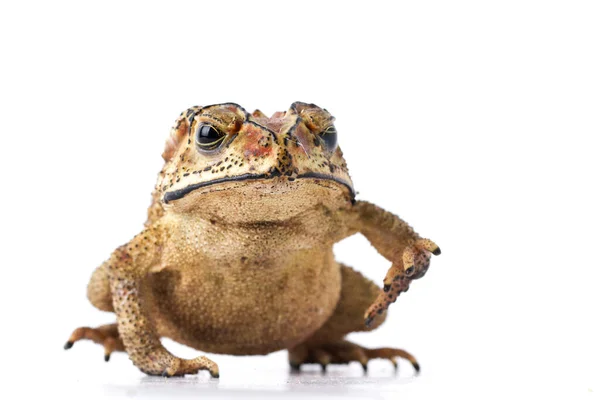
64, 323, 124, 362
365, 238, 441, 326
288, 340, 420, 374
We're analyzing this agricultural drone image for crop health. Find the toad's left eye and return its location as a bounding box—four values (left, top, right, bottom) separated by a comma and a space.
319, 126, 338, 153
195, 124, 226, 151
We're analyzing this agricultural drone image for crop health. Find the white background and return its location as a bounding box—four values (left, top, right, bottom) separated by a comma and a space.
1, 1, 599, 399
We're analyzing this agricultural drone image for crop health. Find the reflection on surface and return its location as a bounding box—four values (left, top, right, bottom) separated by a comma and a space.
54, 347, 417, 399
125, 361, 415, 399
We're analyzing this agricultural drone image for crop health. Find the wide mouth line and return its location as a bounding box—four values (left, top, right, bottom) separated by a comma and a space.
163, 173, 355, 204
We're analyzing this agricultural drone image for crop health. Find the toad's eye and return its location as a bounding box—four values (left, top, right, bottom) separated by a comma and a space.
319, 126, 338, 153
195, 124, 226, 151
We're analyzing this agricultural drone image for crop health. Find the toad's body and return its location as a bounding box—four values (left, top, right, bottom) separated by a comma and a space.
147, 188, 347, 355
68, 102, 440, 377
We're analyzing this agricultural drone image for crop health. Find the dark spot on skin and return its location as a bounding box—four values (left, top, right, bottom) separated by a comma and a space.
270, 168, 282, 177
383, 284, 391, 292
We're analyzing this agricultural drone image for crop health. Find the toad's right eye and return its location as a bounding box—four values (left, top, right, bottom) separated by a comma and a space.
195, 124, 226, 151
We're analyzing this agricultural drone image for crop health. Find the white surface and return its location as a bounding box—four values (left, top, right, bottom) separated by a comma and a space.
55, 347, 420, 400
1, 0, 599, 399
39, 341, 600, 399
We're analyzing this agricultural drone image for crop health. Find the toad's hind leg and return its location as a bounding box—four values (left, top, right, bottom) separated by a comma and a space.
64, 323, 124, 361
65, 264, 123, 361
288, 264, 419, 373
87, 262, 114, 312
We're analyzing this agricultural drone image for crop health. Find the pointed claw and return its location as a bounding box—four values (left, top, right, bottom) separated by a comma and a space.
64, 341, 74, 350
390, 358, 398, 371
320, 363, 328, 373
210, 371, 220, 379
412, 360, 421, 374
289, 362, 301, 372
402, 247, 416, 275
361, 362, 368, 373
365, 316, 374, 327
416, 238, 440, 255
104, 353, 111, 362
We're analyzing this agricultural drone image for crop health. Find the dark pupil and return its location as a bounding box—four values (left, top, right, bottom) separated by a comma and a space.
320, 127, 338, 152
196, 125, 222, 146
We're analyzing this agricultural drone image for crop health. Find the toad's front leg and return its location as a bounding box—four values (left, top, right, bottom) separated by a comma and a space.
344, 201, 441, 326
107, 224, 219, 378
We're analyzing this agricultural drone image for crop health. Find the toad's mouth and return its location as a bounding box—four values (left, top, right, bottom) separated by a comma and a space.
162, 172, 355, 204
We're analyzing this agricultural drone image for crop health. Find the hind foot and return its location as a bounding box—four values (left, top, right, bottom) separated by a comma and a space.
288, 340, 420, 374
64, 323, 124, 362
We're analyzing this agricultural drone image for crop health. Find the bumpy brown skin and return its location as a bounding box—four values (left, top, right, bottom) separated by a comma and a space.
66, 102, 440, 377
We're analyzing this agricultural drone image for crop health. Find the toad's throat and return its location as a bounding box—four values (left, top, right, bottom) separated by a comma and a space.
163, 172, 355, 204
